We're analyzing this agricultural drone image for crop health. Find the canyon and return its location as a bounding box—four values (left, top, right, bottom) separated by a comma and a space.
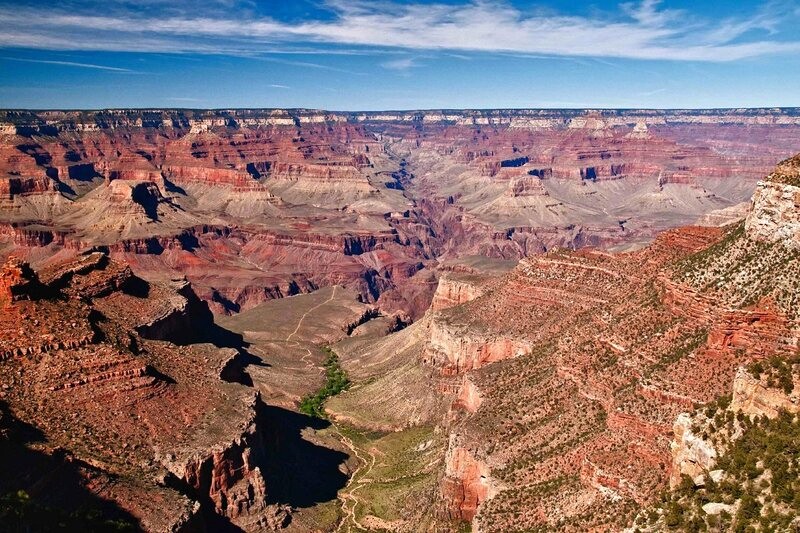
2, 108, 799, 319
1, 107, 799, 531
328, 155, 800, 530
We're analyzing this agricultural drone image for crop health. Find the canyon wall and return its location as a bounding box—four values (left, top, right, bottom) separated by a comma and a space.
745, 154, 800, 250
356, 155, 798, 530
670, 365, 800, 488
2, 107, 799, 321
0, 253, 294, 530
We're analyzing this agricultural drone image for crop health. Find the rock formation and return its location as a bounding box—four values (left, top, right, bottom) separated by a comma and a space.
745, 154, 800, 250
2, 109, 800, 531
2, 107, 798, 321
0, 253, 292, 530
669, 412, 719, 487
327, 153, 800, 531
730, 366, 800, 419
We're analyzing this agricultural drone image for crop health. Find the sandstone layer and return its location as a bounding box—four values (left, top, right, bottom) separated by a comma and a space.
328, 154, 800, 531
2, 108, 799, 322
0, 253, 293, 531
2, 110, 800, 531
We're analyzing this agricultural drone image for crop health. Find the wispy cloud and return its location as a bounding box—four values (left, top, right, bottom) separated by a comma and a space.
0, 1, 797, 62
268, 84, 290, 89
252, 55, 364, 75
637, 87, 668, 97
2, 56, 133, 72
381, 57, 418, 71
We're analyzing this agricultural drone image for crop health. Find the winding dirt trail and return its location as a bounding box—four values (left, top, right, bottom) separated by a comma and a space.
334, 430, 376, 532
286, 285, 338, 342
276, 284, 383, 530
298, 345, 324, 375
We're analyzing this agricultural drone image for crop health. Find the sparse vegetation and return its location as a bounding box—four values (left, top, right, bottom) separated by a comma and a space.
0, 490, 135, 532
767, 155, 800, 187
636, 408, 800, 532
299, 346, 350, 418
649, 328, 709, 374
675, 221, 800, 320
748, 354, 800, 395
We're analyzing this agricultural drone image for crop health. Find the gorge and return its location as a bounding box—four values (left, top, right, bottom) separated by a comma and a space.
1, 107, 799, 532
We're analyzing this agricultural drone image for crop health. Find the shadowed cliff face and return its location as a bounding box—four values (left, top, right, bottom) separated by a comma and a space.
0, 110, 799, 531
0, 253, 302, 531
259, 405, 350, 508
0, 401, 142, 532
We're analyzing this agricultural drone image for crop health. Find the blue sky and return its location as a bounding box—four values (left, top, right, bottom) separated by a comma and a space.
0, 0, 798, 109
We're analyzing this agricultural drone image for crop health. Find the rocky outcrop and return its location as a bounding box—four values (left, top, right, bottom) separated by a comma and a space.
430, 274, 485, 312
135, 279, 215, 345
696, 202, 749, 227
505, 175, 549, 197
0, 254, 298, 531
43, 251, 136, 299
730, 366, 800, 419
0, 223, 71, 247
670, 365, 799, 488
109, 180, 162, 216
745, 179, 800, 250
0, 176, 58, 200
0, 122, 16, 135
162, 164, 259, 188
422, 318, 531, 375
0, 256, 46, 304
452, 376, 483, 413
244, 230, 399, 256
160, 395, 290, 531
440, 435, 496, 523
669, 413, 718, 488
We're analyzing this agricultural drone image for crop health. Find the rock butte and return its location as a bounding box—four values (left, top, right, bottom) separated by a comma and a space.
2, 108, 800, 319
0, 108, 799, 531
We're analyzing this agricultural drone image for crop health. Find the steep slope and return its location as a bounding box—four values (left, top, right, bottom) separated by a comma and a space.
2, 108, 798, 322
325, 154, 800, 531
633, 361, 800, 532
0, 252, 303, 531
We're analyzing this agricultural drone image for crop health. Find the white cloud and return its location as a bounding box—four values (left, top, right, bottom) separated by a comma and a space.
2, 56, 133, 72
268, 84, 290, 89
637, 87, 668, 97
0, 1, 797, 62
381, 57, 418, 71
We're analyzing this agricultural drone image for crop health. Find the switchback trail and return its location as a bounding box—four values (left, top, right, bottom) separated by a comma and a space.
334, 429, 376, 532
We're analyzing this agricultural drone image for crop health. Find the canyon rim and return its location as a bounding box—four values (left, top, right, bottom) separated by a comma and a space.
0, 107, 798, 532
2, 0, 800, 531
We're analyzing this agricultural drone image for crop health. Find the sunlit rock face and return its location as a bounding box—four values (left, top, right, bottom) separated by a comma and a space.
2, 107, 798, 320
1, 107, 797, 531
745, 154, 800, 250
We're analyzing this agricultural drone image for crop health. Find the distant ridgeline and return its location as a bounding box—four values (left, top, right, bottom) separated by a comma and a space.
3, 107, 800, 132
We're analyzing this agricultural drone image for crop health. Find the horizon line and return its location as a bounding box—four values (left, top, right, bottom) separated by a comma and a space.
3, 106, 800, 113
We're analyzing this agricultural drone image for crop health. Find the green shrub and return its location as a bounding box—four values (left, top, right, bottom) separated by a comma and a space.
299, 346, 350, 418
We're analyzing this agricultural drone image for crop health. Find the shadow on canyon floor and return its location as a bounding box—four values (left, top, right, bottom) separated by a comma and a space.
259, 404, 350, 509
0, 401, 140, 532
207, 322, 270, 387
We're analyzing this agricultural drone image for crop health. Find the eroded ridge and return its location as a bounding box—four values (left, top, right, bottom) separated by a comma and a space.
0, 252, 294, 531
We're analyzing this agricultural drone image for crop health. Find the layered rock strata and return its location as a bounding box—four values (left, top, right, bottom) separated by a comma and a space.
0, 253, 289, 530
2, 107, 798, 321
